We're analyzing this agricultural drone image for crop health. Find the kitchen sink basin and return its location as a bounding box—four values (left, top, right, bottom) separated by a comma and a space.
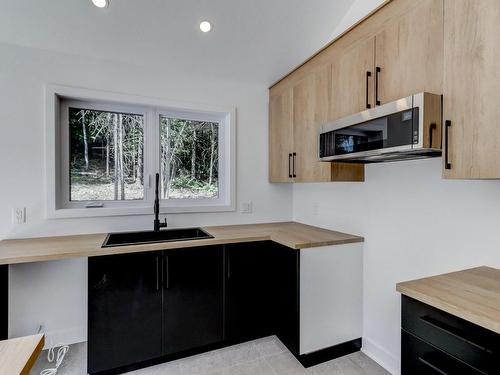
102, 228, 214, 248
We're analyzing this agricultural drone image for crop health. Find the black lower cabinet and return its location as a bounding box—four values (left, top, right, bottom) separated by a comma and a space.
225, 241, 281, 342
402, 330, 484, 375
88, 242, 302, 374
401, 295, 500, 375
88, 251, 163, 374
163, 246, 223, 355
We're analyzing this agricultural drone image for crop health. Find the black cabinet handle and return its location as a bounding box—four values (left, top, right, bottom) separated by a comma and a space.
165, 255, 170, 289
420, 315, 493, 354
366, 71, 372, 109
292, 152, 297, 178
227, 256, 231, 279
445, 120, 452, 170
155, 256, 160, 291
418, 357, 449, 375
375, 66, 381, 106
288, 153, 292, 178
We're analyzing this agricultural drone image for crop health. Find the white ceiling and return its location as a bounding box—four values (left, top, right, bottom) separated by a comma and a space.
0, 0, 356, 85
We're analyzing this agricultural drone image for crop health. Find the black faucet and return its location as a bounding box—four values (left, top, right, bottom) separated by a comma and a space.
154, 173, 167, 232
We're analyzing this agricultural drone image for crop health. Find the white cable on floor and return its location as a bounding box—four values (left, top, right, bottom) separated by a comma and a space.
40, 341, 70, 375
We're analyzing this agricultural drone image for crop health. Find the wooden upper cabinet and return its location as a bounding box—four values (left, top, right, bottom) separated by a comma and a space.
330, 37, 375, 121
269, 88, 294, 183
292, 65, 332, 182
443, 0, 500, 179
374, 0, 444, 104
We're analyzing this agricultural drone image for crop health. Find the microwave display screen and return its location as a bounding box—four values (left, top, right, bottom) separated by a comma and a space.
319, 108, 419, 158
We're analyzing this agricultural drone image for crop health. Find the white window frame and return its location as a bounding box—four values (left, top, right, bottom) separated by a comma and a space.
45, 84, 236, 219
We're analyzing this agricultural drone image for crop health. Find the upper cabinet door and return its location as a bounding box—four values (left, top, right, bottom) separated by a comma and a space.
374, 0, 444, 104
269, 88, 294, 183
443, 0, 500, 179
292, 65, 333, 183
330, 37, 376, 121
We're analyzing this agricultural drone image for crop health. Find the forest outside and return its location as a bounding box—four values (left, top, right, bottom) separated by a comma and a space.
69, 107, 219, 202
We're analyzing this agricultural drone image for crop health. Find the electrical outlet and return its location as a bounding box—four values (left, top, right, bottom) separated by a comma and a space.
240, 201, 253, 214
12, 207, 26, 224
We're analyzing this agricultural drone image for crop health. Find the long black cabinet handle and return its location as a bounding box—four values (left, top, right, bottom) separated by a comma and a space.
227, 256, 231, 279
366, 71, 372, 109
445, 120, 452, 170
155, 256, 160, 291
288, 153, 292, 178
418, 357, 449, 375
420, 315, 493, 354
375, 66, 381, 106
165, 255, 170, 289
292, 152, 297, 178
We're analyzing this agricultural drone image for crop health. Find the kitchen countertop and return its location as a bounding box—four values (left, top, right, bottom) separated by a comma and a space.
0, 334, 44, 375
397, 266, 500, 334
0, 222, 363, 265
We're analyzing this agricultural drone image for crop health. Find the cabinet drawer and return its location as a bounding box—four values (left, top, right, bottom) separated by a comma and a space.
402, 330, 484, 375
402, 296, 500, 374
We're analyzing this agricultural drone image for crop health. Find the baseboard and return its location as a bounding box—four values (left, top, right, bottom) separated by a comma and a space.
296, 338, 362, 368
361, 336, 400, 375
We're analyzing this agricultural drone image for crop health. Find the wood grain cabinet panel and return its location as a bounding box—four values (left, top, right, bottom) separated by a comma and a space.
292, 66, 332, 182
330, 37, 376, 121
443, 0, 500, 179
374, 0, 444, 105
269, 88, 294, 183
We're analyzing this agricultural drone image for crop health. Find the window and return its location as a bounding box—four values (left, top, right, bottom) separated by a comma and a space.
159, 115, 219, 200
46, 85, 235, 218
68, 107, 145, 202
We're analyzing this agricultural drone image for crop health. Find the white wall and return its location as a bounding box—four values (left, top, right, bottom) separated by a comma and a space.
294, 159, 500, 374
0, 42, 292, 345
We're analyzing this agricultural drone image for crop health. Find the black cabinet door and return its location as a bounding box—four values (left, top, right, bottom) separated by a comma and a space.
273, 244, 300, 356
225, 241, 283, 342
88, 251, 163, 374
163, 246, 223, 355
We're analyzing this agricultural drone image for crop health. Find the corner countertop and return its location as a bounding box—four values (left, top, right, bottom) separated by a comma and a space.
0, 334, 44, 375
0, 222, 364, 265
397, 266, 500, 334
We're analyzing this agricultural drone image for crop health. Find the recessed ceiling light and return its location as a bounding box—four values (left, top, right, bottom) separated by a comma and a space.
92, 0, 109, 8
199, 21, 212, 33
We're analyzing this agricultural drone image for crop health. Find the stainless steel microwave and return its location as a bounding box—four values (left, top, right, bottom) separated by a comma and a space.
318, 92, 442, 163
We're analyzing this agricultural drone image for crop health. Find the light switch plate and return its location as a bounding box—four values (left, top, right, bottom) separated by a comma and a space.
12, 207, 26, 224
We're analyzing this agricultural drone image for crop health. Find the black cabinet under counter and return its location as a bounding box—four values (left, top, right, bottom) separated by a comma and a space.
397, 267, 500, 375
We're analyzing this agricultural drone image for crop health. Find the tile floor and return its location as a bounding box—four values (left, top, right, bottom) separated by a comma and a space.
31, 336, 389, 375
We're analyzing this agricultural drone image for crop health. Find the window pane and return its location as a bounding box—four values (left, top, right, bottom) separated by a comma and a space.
160, 116, 219, 199
69, 108, 144, 201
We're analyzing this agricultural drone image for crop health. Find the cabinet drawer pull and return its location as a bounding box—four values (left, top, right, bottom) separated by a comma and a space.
445, 120, 452, 169
288, 153, 292, 178
418, 357, 449, 375
375, 66, 381, 106
366, 71, 372, 109
420, 315, 493, 354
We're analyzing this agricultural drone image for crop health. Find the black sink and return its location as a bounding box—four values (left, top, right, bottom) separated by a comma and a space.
102, 228, 214, 248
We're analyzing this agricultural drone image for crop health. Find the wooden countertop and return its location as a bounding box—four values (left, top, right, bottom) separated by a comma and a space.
0, 222, 363, 265
0, 334, 44, 375
397, 266, 500, 334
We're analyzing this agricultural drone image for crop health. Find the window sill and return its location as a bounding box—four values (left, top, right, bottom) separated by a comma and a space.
47, 203, 236, 219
